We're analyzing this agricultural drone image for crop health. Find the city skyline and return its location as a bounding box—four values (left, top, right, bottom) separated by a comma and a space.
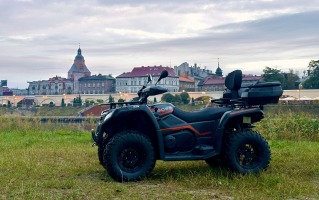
1, 0, 319, 89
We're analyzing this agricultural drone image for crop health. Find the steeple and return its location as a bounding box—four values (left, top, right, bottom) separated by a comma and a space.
68, 46, 91, 79
215, 58, 223, 77
77, 43, 82, 56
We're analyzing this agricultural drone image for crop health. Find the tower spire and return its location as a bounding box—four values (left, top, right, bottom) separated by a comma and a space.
215, 57, 223, 77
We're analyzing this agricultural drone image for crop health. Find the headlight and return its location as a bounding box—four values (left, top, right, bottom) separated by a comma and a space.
103, 111, 113, 122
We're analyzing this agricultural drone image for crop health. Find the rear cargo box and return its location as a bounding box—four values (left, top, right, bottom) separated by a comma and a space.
241, 81, 283, 105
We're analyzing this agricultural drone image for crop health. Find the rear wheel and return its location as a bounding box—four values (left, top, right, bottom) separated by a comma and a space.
104, 131, 156, 182
224, 130, 271, 173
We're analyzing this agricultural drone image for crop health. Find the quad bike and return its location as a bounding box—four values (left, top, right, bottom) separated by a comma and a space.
91, 69, 283, 182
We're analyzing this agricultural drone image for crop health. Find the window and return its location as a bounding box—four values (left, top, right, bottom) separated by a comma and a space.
88, 83, 91, 88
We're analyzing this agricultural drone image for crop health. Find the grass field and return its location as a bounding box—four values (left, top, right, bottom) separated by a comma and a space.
0, 106, 319, 199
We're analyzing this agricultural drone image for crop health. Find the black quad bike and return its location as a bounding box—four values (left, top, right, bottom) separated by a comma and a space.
91, 69, 283, 182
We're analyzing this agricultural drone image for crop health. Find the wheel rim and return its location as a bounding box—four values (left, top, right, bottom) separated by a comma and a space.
118, 147, 145, 172
237, 143, 261, 169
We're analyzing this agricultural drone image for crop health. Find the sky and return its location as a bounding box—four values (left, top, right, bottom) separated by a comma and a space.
1, 0, 319, 89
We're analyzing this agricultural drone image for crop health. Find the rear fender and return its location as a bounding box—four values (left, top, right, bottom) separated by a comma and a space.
214, 108, 264, 152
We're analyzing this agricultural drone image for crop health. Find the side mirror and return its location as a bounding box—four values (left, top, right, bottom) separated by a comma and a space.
148, 74, 153, 83
155, 70, 168, 85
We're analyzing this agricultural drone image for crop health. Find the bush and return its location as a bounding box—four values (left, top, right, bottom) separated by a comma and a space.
180, 92, 190, 104
161, 93, 175, 103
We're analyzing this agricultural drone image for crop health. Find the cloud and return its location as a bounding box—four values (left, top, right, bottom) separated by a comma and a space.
0, 0, 319, 88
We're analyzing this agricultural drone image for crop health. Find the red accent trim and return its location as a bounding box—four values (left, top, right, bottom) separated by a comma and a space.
161, 125, 211, 136
159, 110, 173, 116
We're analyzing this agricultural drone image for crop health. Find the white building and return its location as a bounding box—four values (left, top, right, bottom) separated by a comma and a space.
116, 66, 179, 93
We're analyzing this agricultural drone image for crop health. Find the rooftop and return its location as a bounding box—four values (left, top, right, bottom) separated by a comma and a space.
117, 66, 177, 78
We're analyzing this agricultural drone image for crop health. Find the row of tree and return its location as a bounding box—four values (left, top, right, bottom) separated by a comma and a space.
262, 60, 319, 89
161, 92, 192, 104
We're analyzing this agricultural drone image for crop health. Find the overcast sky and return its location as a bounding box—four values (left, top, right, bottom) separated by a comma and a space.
1, 0, 319, 89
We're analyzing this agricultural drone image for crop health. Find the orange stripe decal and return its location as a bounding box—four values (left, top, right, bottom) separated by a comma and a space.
161, 125, 210, 136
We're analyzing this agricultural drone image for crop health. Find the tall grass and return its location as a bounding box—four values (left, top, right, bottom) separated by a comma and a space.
257, 108, 319, 141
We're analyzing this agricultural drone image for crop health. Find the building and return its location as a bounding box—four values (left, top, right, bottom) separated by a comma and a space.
242, 74, 263, 84
179, 76, 196, 92
174, 62, 222, 91
199, 73, 263, 92
116, 66, 179, 93
78, 74, 115, 94
28, 76, 74, 95
199, 77, 225, 91
11, 88, 28, 96
27, 46, 119, 95
68, 47, 91, 94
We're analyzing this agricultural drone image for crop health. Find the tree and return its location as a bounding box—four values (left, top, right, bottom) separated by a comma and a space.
263, 67, 300, 90
262, 67, 284, 83
303, 60, 319, 89
174, 94, 182, 104
61, 98, 66, 107
154, 97, 157, 103
118, 98, 125, 103
49, 101, 55, 107
282, 69, 300, 90
96, 99, 104, 104
161, 93, 175, 103
73, 95, 82, 107
180, 92, 190, 104
108, 95, 114, 103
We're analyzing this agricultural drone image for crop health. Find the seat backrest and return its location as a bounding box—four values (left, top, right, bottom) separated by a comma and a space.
225, 70, 242, 99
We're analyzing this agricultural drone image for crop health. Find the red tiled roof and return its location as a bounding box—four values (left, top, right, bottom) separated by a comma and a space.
202, 74, 262, 86
179, 76, 195, 83
203, 77, 225, 85
117, 66, 177, 78
242, 75, 262, 81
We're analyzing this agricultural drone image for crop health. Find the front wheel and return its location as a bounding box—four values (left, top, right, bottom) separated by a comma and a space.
104, 131, 156, 182
224, 130, 271, 174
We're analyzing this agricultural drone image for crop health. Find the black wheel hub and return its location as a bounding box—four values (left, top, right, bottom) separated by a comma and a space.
118, 148, 144, 172
237, 144, 259, 168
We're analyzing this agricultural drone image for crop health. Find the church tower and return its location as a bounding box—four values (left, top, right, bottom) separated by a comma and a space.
68, 46, 91, 93
215, 58, 223, 77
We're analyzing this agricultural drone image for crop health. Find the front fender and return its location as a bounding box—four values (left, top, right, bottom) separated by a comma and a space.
95, 105, 164, 158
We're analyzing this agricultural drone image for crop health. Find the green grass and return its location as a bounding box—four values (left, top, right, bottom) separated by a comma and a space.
1, 114, 319, 199
257, 108, 319, 141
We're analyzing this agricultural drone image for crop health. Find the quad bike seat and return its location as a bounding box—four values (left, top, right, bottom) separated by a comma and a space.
172, 70, 243, 123
172, 106, 231, 123
224, 69, 242, 99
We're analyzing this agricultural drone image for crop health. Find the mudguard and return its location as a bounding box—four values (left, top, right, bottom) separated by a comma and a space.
213, 107, 264, 152
96, 105, 166, 159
